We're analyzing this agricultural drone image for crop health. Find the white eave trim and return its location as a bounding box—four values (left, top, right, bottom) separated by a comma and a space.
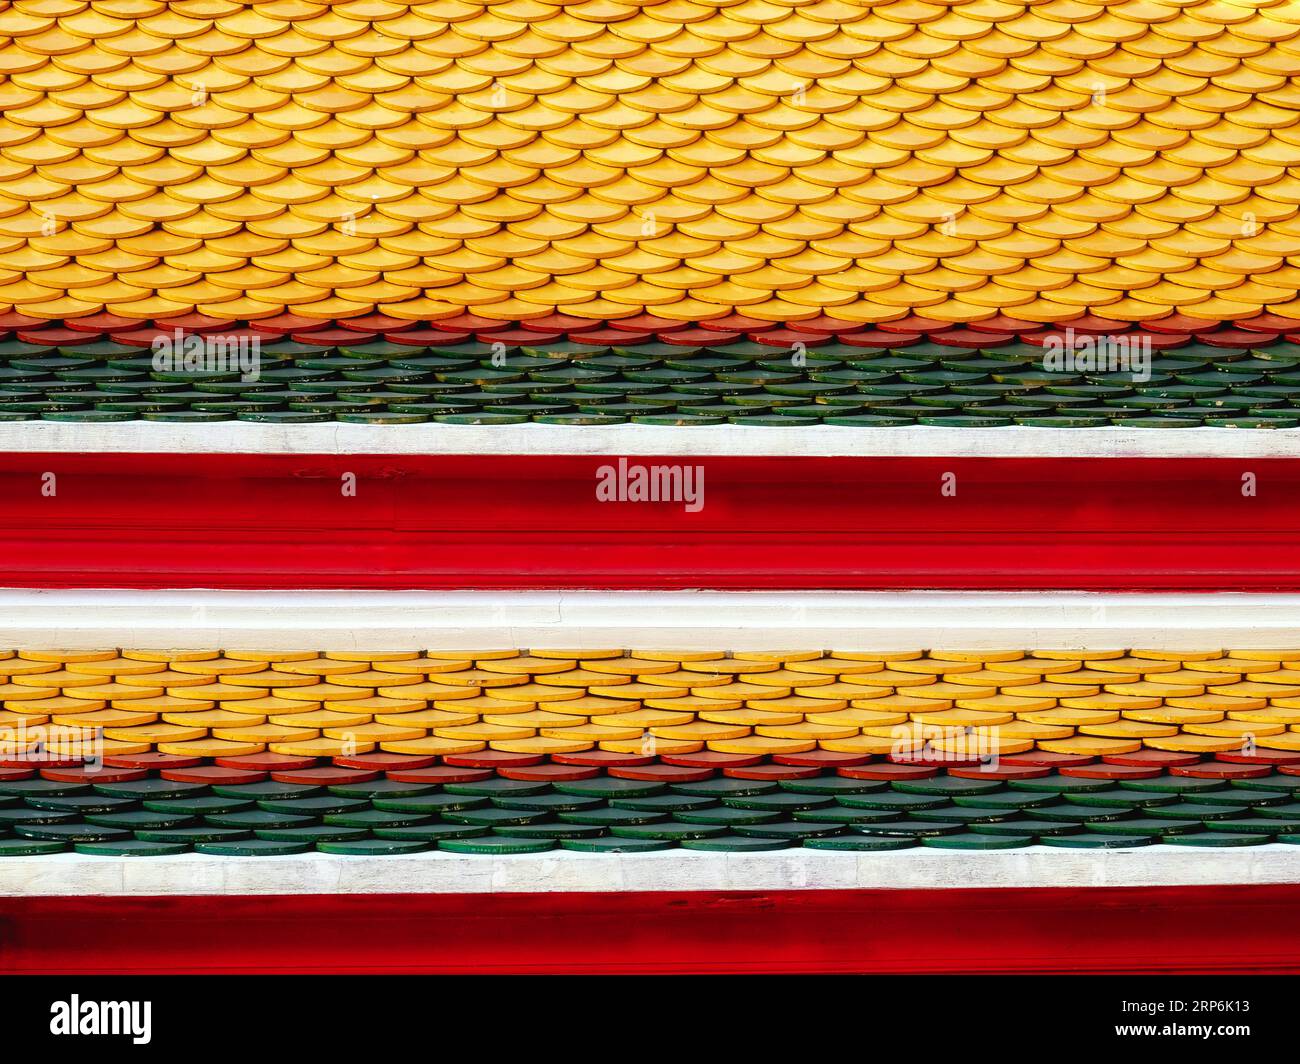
1, 846, 1298, 897
2, 589, 1300, 652
4, 422, 1300, 457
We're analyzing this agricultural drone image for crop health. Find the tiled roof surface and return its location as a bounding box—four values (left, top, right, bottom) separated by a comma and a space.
4, 314, 1300, 423
4, 749, 1300, 856
2, 1, 1300, 324
6, 648, 1300, 761
7, 649, 1300, 855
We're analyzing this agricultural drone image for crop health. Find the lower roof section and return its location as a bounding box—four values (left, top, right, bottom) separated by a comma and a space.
6, 589, 1300, 651
3, 632, 1299, 904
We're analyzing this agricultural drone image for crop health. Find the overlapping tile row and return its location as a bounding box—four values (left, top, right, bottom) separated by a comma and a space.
4, 748, 1300, 856
2, 1, 1300, 324
5, 312, 1300, 424
7, 649, 1300, 763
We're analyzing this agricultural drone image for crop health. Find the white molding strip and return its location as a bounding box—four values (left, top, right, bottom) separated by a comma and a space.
3, 589, 1300, 651
0, 847, 1297, 897
5, 422, 1300, 457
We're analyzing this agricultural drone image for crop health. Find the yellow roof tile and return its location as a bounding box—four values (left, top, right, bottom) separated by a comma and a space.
0, 1, 1292, 320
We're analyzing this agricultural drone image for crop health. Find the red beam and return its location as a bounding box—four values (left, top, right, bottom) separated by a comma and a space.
0, 453, 1292, 590
3, 886, 1300, 974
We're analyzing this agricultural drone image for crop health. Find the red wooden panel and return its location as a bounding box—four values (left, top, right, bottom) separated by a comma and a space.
0, 453, 1292, 590
3, 886, 1299, 974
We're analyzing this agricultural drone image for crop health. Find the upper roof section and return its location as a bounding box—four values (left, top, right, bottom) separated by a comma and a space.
0, 0, 1299, 326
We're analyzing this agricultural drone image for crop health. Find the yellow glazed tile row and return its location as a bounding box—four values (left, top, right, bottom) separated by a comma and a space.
2, 0, 1300, 323
4, 648, 1300, 758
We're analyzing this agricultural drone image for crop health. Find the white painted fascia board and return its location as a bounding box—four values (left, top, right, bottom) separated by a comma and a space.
0, 847, 1297, 897
1, 589, 1299, 651
5, 422, 1300, 457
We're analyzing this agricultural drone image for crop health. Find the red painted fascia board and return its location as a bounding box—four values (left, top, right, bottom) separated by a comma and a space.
3, 885, 1300, 975
0, 452, 1291, 590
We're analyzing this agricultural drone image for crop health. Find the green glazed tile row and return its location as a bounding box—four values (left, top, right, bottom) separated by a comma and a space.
5, 769, 1300, 856
6, 336, 1300, 427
